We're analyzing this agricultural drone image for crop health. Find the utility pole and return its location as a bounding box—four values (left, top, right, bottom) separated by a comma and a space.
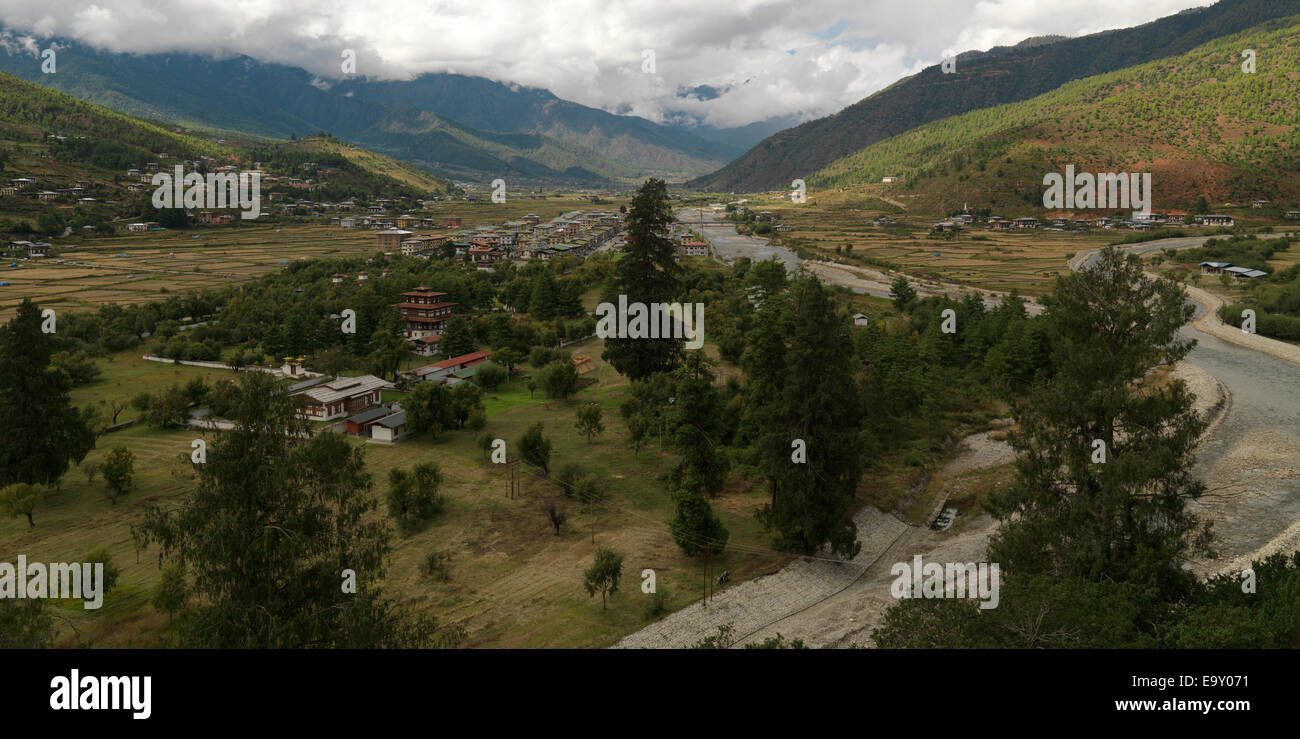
704, 550, 710, 607
506, 457, 520, 499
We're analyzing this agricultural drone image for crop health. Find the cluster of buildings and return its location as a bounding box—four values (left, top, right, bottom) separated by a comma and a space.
287, 373, 412, 443
1, 177, 98, 205
369, 210, 624, 269
931, 209, 1240, 233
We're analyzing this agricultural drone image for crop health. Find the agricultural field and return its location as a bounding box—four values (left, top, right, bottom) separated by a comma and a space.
0, 194, 617, 319
725, 196, 1110, 295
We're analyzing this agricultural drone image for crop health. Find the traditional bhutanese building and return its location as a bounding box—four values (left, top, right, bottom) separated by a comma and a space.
397, 287, 458, 353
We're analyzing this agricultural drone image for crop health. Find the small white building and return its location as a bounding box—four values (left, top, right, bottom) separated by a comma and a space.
369, 410, 412, 443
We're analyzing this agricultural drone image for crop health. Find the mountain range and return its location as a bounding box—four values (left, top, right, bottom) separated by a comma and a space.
0, 33, 763, 185
809, 13, 1300, 213
690, 0, 1300, 193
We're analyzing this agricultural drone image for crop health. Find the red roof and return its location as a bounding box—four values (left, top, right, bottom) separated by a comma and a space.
428, 350, 492, 370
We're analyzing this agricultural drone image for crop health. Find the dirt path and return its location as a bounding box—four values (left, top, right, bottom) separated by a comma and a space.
1182, 283, 1300, 368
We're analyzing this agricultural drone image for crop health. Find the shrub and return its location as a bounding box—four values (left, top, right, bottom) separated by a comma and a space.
421, 550, 453, 581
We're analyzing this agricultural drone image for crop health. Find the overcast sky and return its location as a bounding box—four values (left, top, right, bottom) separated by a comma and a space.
0, 0, 1211, 129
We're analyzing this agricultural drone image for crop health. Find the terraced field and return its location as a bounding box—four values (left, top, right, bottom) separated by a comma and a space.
0, 193, 607, 318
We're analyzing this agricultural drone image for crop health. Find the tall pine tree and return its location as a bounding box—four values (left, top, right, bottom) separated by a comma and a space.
0, 299, 96, 488
986, 246, 1211, 614
748, 276, 864, 558
601, 178, 681, 380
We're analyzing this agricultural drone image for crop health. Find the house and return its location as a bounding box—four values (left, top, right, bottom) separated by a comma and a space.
376, 228, 413, 250
678, 237, 709, 258
853, 313, 870, 327
127, 223, 148, 232
1285, 211, 1300, 220
331, 273, 346, 285
26, 242, 50, 258
468, 244, 499, 263
1198, 262, 1230, 275
401, 234, 445, 257
1252, 200, 1271, 209
410, 335, 442, 356
445, 364, 483, 386
881, 176, 898, 184
443, 216, 463, 227
370, 411, 412, 443
407, 350, 493, 384
1012, 217, 1040, 229
344, 405, 399, 436
1196, 214, 1235, 227
1224, 265, 1267, 279
294, 375, 392, 420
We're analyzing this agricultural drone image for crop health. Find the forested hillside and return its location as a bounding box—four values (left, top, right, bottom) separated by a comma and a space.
810, 16, 1300, 214
690, 0, 1300, 193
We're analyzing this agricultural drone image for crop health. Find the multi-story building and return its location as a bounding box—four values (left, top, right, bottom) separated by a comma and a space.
377, 228, 413, 251
398, 287, 458, 355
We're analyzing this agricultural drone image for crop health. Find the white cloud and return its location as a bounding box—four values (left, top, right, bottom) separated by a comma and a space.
0, 0, 1212, 128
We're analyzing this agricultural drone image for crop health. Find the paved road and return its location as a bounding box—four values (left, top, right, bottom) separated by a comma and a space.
1074, 235, 1300, 577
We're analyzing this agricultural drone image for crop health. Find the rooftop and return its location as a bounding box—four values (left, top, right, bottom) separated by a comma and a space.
297, 374, 391, 404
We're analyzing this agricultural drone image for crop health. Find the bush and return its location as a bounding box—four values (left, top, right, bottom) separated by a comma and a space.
474, 361, 507, 390
465, 410, 487, 431
540, 359, 578, 401
100, 446, 136, 504
529, 346, 558, 367
386, 463, 445, 536
518, 422, 552, 474
421, 550, 452, 581
555, 462, 585, 497
644, 587, 671, 621
82, 548, 121, 593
